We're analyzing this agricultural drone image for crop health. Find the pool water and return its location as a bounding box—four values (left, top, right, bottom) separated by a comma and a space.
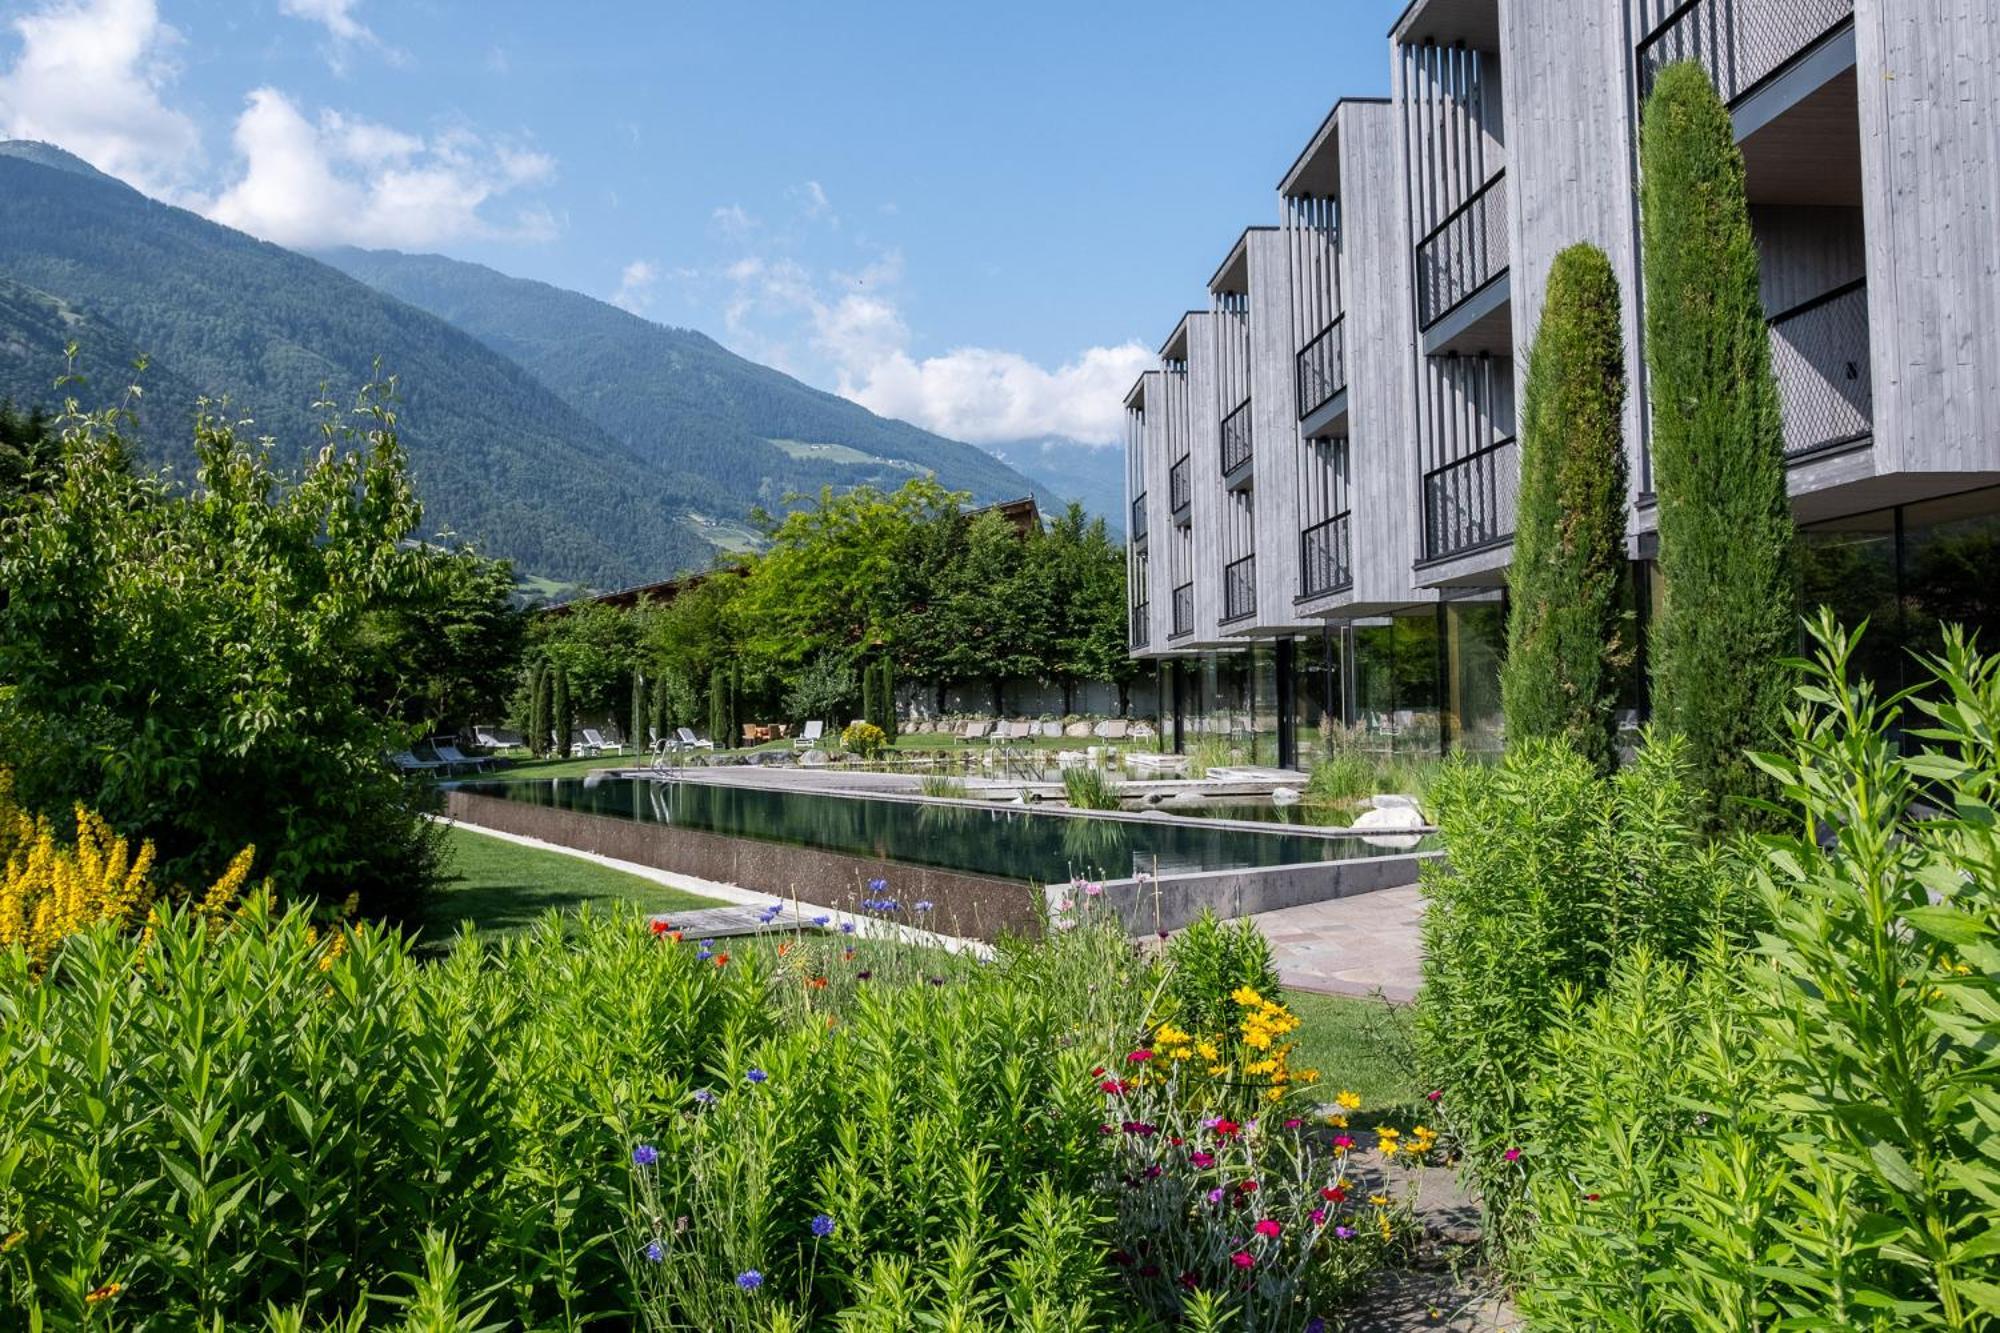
454, 777, 1434, 885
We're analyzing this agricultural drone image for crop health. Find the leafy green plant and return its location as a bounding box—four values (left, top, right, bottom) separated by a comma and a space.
1503, 242, 1631, 772
840, 720, 887, 760
1164, 909, 1281, 1040
918, 774, 969, 799
528, 658, 551, 757
1185, 735, 1233, 779
1305, 752, 1372, 805
552, 662, 573, 758
1061, 765, 1121, 811
1640, 61, 1797, 827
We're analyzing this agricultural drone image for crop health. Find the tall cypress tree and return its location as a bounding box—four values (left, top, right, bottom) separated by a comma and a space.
552, 664, 573, 759
1502, 243, 1631, 772
630, 668, 646, 750
860, 660, 879, 734
1640, 62, 1796, 824
529, 659, 551, 757
878, 656, 896, 741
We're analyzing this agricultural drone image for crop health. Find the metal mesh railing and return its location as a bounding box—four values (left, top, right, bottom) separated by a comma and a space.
1423, 436, 1519, 561
1169, 457, 1191, 518
1222, 555, 1256, 624
1637, 0, 1854, 105
1130, 493, 1148, 543
1220, 399, 1254, 477
1299, 513, 1352, 598
1416, 171, 1508, 330
1296, 317, 1347, 420
1769, 278, 1871, 458
1130, 601, 1150, 650
1171, 582, 1194, 638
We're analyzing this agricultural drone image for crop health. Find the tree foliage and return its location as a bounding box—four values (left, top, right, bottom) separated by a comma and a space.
0, 387, 449, 915
1503, 243, 1631, 772
1640, 62, 1797, 825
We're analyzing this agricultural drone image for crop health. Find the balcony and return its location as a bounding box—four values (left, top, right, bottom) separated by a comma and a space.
1299, 512, 1352, 599
1296, 316, 1347, 420
1130, 601, 1150, 651
1220, 399, 1253, 483
1222, 555, 1256, 624
1171, 582, 1194, 638
1770, 278, 1871, 459
1130, 492, 1148, 543
1416, 171, 1508, 331
1169, 457, 1192, 524
1423, 436, 1519, 561
1638, 0, 1854, 106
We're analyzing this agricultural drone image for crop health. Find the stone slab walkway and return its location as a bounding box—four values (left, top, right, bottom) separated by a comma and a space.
1251, 883, 1427, 1003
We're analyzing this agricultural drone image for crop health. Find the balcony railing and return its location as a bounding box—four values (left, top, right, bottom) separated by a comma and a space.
1222, 555, 1256, 624
1769, 278, 1871, 459
1638, 0, 1854, 106
1171, 582, 1194, 638
1423, 436, 1519, 561
1296, 316, 1347, 420
1169, 456, 1191, 521
1220, 399, 1254, 478
1416, 171, 1509, 331
1299, 513, 1352, 599
1130, 601, 1150, 651
1130, 492, 1148, 543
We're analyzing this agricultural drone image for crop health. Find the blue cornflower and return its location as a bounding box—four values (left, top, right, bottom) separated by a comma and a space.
810, 1213, 836, 1238
631, 1143, 658, 1166
868, 877, 888, 892
644, 1239, 665, 1264
840, 922, 856, 934
701, 938, 714, 948
736, 1270, 764, 1291
691, 1087, 717, 1106
913, 900, 934, 914
746, 1068, 768, 1085
812, 914, 830, 927
696, 950, 713, 962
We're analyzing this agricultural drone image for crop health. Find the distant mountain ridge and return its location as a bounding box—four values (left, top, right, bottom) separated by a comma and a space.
315, 246, 1065, 518
0, 139, 1081, 588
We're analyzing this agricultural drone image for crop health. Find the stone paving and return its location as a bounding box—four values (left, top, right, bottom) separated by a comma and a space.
1250, 882, 1427, 1003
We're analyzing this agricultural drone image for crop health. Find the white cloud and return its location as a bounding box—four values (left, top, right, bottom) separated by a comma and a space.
0, 0, 202, 197
799, 179, 832, 220
277, 0, 399, 72
205, 88, 557, 249
720, 247, 1148, 446
710, 203, 755, 237
610, 258, 657, 313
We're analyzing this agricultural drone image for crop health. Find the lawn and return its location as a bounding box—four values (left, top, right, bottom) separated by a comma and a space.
425, 823, 721, 941
1282, 988, 1423, 1114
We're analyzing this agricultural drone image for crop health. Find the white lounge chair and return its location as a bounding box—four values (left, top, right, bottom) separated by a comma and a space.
433, 742, 495, 773
676, 726, 715, 752
580, 727, 627, 756
793, 720, 826, 752
389, 749, 445, 775
474, 726, 523, 751
961, 720, 992, 742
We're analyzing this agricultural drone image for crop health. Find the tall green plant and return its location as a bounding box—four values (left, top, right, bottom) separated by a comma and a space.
860, 660, 879, 735
707, 666, 737, 750
1503, 243, 1630, 772
877, 656, 897, 739
1639, 61, 1796, 825
551, 664, 573, 759
529, 659, 551, 757
630, 668, 646, 750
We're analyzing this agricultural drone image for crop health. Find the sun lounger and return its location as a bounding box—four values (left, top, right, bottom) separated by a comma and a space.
389, 750, 445, 775
580, 727, 626, 756
432, 743, 495, 773
793, 720, 825, 752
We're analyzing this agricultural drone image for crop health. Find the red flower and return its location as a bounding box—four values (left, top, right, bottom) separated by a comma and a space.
713, 953, 730, 968
1213, 1119, 1241, 1138
1189, 1150, 1216, 1168
1127, 1049, 1154, 1064
1230, 1251, 1256, 1269
1090, 1066, 1105, 1078
1321, 1185, 1348, 1203
1236, 1179, 1259, 1194
1100, 1079, 1127, 1096
1332, 1135, 1354, 1150
1254, 1219, 1282, 1239
650, 919, 672, 936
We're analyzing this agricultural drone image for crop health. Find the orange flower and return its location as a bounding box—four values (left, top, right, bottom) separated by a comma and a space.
713, 952, 731, 968
86, 1284, 121, 1305
809, 976, 828, 989
778, 941, 793, 956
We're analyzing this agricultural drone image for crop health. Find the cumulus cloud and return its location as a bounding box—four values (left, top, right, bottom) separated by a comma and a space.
205, 88, 556, 249
721, 247, 1147, 446
610, 259, 657, 314
0, 0, 202, 197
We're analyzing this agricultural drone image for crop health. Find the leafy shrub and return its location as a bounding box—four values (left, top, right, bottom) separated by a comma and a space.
918, 773, 969, 799
1062, 765, 1122, 811
1305, 752, 1372, 805
0, 395, 447, 916
840, 720, 887, 759
1417, 735, 1736, 1223
781, 652, 854, 727
1165, 909, 1281, 1040
1185, 734, 1233, 779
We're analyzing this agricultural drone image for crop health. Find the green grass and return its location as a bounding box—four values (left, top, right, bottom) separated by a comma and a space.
425, 823, 722, 942
1283, 989, 1422, 1113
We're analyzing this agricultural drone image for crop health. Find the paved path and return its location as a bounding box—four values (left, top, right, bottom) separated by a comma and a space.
1251, 883, 1427, 1003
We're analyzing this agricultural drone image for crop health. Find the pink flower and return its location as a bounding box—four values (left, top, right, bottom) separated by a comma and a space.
1311, 1208, 1327, 1225
1426, 1089, 1443, 1103
1283, 1118, 1302, 1130
1127, 1049, 1154, 1064
1189, 1150, 1216, 1168
1332, 1135, 1354, 1150
1503, 1147, 1522, 1163
1206, 1188, 1224, 1205
1230, 1251, 1256, 1269
1254, 1219, 1282, 1239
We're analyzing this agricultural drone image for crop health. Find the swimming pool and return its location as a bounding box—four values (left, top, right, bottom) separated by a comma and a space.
451, 776, 1433, 885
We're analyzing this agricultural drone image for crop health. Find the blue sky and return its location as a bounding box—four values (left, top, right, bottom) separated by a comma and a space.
0, 0, 1404, 444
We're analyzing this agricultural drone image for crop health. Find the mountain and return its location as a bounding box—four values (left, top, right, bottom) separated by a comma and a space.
315, 247, 1061, 517
987, 436, 1131, 539
0, 141, 717, 586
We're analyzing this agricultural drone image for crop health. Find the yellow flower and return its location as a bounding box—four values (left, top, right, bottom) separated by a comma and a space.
85, 1283, 121, 1305
1, 1229, 24, 1252
1369, 1194, 1389, 1208
1197, 1040, 1219, 1062
1336, 1091, 1361, 1111
1230, 985, 1265, 1008
1326, 1113, 1349, 1129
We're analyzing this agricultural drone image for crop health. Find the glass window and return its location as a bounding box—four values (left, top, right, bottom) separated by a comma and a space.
1901, 487, 2000, 678
1796, 507, 1901, 690
1291, 629, 1343, 765
1444, 595, 1506, 758
1352, 609, 1444, 757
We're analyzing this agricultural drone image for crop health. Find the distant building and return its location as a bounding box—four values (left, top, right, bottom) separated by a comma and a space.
1126, 0, 2000, 765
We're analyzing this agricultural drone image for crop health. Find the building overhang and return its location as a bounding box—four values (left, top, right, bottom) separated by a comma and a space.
1391, 0, 1500, 49
1124, 373, 1150, 410
1159, 311, 1201, 361
1206, 227, 1274, 296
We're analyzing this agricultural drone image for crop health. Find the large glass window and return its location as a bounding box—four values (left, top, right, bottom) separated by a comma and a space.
1291, 629, 1343, 765
1443, 594, 1506, 757
1352, 609, 1443, 756
1902, 490, 2000, 673
1248, 643, 1280, 767
1797, 507, 1901, 690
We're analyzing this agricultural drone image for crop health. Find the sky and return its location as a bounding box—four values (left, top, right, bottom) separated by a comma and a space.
0, 0, 1404, 446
